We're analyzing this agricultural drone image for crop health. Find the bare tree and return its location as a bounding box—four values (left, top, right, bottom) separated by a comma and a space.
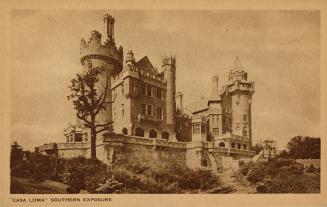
67, 66, 113, 159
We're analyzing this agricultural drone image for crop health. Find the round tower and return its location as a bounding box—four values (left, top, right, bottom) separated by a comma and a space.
228, 57, 255, 148
80, 14, 123, 125
162, 55, 176, 136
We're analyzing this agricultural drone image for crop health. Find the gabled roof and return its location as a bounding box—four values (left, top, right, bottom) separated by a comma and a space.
135, 56, 157, 74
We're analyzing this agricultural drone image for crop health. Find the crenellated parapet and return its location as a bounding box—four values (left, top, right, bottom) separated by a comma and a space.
80, 30, 123, 74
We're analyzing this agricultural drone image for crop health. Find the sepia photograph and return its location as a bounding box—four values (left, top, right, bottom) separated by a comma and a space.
1, 1, 327, 206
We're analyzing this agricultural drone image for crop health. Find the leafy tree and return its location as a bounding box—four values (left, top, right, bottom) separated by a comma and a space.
252, 143, 264, 155
10, 141, 23, 168
287, 136, 320, 159
68, 66, 113, 159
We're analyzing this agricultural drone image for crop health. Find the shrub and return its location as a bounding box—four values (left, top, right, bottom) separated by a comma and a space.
307, 164, 316, 173
95, 176, 123, 194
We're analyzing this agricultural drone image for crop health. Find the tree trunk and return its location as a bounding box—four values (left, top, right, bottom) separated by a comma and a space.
90, 118, 97, 159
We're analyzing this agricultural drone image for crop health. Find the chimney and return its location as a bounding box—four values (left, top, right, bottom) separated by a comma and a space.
103, 14, 115, 41
212, 75, 219, 91
176, 92, 183, 110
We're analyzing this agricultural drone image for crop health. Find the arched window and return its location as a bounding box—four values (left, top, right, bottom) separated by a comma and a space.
231, 142, 235, 148
135, 127, 144, 137
162, 131, 170, 140
219, 142, 225, 147
149, 129, 157, 138
122, 128, 128, 135
237, 143, 241, 149
201, 159, 208, 167
243, 126, 248, 138
243, 144, 247, 150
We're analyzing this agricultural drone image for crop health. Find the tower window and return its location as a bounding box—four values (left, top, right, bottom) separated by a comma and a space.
243, 114, 248, 122
121, 104, 124, 117
243, 127, 248, 138
132, 82, 136, 91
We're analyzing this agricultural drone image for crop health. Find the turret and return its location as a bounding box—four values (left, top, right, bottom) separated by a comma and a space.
162, 55, 176, 136
227, 57, 255, 148
79, 14, 123, 125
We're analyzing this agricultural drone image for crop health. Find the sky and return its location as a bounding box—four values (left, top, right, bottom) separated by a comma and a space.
10, 10, 320, 150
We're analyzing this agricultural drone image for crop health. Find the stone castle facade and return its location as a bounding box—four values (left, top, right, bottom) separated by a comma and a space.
37, 14, 256, 172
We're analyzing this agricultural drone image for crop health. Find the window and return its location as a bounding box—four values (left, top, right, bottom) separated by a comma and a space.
201, 159, 208, 167
147, 105, 152, 116
135, 127, 144, 137
121, 83, 124, 95
193, 124, 200, 134
201, 124, 206, 134
131, 82, 136, 91
243, 114, 248, 122
213, 128, 219, 135
219, 142, 225, 147
84, 133, 88, 142
243, 127, 248, 138
147, 85, 152, 96
157, 107, 163, 120
122, 128, 128, 135
75, 133, 83, 142
162, 131, 170, 139
243, 144, 247, 150
231, 142, 235, 148
141, 83, 146, 95
121, 104, 124, 117
141, 104, 146, 115
157, 88, 162, 99
149, 129, 157, 138
237, 143, 241, 149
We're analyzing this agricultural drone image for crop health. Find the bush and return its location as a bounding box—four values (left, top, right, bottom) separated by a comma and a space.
307, 164, 316, 173
95, 176, 123, 194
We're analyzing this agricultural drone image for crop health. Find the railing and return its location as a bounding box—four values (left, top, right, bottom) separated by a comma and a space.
58, 142, 90, 149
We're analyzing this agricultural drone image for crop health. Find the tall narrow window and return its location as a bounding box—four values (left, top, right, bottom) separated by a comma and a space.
243, 127, 248, 138
243, 114, 248, 122
201, 124, 206, 134
121, 104, 124, 117
141, 104, 146, 115
147, 85, 152, 96
141, 83, 146, 95
121, 83, 124, 95
157, 107, 163, 120
157, 88, 162, 99
147, 105, 152, 116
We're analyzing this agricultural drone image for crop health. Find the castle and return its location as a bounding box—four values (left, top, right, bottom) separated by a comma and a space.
37, 14, 256, 172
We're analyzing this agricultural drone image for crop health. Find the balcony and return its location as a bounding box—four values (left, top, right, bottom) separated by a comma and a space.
138, 113, 162, 124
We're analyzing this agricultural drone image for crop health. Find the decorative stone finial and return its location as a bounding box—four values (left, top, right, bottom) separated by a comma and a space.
125, 50, 135, 64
